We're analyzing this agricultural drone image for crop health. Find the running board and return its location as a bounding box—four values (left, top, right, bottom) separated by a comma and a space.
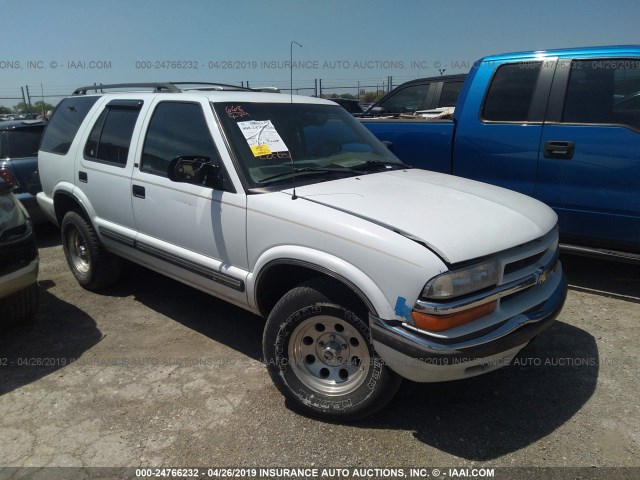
560, 243, 640, 265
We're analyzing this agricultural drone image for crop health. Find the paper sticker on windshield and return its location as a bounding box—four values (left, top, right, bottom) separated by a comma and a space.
237, 120, 289, 157
250, 145, 272, 156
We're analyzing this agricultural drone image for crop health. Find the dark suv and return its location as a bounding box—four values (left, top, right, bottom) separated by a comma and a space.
0, 120, 46, 222
0, 178, 39, 326
363, 74, 467, 117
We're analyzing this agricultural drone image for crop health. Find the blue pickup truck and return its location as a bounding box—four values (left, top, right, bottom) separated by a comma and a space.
362, 45, 640, 262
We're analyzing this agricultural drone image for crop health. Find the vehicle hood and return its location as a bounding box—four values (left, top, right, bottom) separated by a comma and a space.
289, 169, 557, 264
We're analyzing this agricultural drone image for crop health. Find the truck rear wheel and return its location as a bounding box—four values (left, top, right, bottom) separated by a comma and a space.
61, 211, 121, 291
263, 278, 401, 421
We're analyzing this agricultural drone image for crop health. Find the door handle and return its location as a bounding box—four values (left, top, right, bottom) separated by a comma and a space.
544, 141, 575, 159
132, 185, 145, 198
78, 171, 88, 183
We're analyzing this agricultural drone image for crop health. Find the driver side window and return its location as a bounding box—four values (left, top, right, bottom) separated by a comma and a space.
141, 102, 223, 179
380, 83, 430, 114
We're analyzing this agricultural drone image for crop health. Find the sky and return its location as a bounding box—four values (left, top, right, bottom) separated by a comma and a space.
1, 0, 638, 107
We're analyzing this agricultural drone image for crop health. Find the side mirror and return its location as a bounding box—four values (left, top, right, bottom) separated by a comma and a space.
381, 140, 394, 152
168, 156, 220, 186
370, 106, 385, 116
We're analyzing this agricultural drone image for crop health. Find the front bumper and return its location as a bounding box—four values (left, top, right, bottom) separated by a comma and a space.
0, 217, 39, 299
0, 258, 39, 298
370, 267, 567, 382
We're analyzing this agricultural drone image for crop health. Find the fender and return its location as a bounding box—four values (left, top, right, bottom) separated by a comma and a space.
249, 245, 396, 320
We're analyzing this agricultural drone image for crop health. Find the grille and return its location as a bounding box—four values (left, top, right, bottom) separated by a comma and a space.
504, 251, 545, 276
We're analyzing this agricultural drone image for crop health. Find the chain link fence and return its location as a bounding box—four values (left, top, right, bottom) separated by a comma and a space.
1, 78, 405, 113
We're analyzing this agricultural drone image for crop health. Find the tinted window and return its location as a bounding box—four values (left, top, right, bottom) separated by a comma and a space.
84, 108, 139, 166
8, 127, 44, 157
141, 102, 219, 176
380, 83, 430, 114
40, 96, 100, 154
438, 81, 464, 108
563, 59, 640, 130
482, 62, 541, 121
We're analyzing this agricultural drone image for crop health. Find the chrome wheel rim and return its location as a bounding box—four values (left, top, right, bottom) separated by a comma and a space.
67, 228, 90, 274
289, 315, 370, 396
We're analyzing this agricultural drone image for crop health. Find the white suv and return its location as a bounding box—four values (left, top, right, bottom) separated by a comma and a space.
37, 83, 566, 420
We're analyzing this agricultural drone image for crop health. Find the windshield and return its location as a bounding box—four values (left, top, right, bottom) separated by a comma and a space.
213, 102, 405, 189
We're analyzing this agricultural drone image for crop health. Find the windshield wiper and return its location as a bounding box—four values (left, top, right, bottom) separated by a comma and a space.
343, 160, 409, 172
258, 166, 353, 184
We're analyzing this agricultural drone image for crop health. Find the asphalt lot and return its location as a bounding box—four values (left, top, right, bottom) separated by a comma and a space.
1, 223, 638, 477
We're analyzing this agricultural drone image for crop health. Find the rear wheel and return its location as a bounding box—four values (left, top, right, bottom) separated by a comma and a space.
61, 211, 121, 290
263, 278, 401, 421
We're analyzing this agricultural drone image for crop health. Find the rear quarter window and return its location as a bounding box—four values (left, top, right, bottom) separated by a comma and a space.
40, 96, 100, 155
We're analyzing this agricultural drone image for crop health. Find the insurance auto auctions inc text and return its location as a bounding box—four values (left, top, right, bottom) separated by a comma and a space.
208, 467, 496, 478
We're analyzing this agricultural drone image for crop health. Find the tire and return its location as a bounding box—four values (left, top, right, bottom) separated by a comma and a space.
61, 211, 121, 290
263, 278, 402, 421
0, 283, 39, 326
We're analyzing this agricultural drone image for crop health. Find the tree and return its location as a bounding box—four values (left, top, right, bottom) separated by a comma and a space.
362, 91, 383, 103
0, 106, 11, 114
339, 93, 355, 99
13, 102, 31, 113
13, 100, 55, 114
33, 101, 55, 114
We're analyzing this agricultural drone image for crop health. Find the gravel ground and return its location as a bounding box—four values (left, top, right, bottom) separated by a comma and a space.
1, 224, 638, 479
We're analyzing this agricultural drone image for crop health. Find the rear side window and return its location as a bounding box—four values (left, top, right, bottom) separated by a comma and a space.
84, 104, 141, 167
482, 62, 542, 122
141, 102, 219, 177
40, 96, 100, 154
563, 59, 640, 130
8, 127, 44, 157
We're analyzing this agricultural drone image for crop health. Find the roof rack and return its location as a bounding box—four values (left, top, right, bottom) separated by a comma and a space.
73, 82, 280, 95
73, 83, 181, 95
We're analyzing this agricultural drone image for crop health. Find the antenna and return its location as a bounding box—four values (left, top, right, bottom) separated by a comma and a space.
290, 41, 302, 200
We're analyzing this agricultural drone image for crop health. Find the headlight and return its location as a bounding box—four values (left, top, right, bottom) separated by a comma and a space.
422, 260, 500, 300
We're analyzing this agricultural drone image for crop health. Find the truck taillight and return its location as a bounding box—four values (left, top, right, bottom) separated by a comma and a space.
0, 168, 20, 188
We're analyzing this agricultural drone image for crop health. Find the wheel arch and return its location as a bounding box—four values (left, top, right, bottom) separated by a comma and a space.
251, 249, 392, 320
53, 189, 92, 225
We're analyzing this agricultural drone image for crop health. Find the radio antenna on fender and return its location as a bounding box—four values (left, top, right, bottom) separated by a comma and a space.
290, 40, 302, 200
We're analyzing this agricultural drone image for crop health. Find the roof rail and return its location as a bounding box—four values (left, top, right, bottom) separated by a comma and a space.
73, 82, 282, 95
73, 82, 280, 95
255, 87, 281, 93
171, 82, 252, 91
73, 83, 181, 95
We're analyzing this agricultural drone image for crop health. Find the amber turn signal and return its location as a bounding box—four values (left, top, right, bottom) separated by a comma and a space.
411, 300, 497, 332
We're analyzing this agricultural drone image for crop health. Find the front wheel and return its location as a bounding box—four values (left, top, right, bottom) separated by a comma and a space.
263, 279, 401, 421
